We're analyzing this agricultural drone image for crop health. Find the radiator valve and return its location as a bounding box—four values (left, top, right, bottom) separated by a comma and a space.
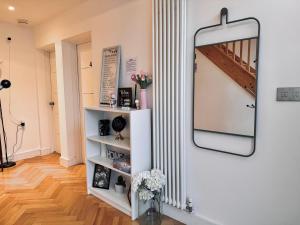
186, 197, 193, 213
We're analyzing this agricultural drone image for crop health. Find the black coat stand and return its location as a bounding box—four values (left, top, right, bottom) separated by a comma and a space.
0, 100, 16, 171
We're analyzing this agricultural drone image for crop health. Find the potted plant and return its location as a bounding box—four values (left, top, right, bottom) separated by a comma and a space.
115, 175, 126, 193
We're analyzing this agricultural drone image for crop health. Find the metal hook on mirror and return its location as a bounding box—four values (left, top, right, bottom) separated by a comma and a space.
220, 7, 229, 24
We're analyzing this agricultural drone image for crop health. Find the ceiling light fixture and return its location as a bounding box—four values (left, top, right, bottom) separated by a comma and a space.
8, 6, 15, 11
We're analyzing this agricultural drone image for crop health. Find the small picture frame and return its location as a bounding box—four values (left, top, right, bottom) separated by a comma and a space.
93, 164, 111, 189
118, 88, 132, 107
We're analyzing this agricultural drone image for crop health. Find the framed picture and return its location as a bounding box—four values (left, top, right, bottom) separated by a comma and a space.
118, 88, 132, 107
100, 46, 121, 105
93, 164, 111, 189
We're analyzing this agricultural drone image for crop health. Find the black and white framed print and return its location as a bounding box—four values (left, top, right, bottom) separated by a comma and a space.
118, 87, 132, 107
93, 164, 111, 189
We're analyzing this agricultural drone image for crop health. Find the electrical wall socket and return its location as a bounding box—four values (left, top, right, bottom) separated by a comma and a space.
277, 87, 300, 101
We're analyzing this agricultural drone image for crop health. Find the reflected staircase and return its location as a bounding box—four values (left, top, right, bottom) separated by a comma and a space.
197, 39, 256, 97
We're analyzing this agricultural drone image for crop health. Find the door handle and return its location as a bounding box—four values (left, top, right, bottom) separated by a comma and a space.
246, 104, 255, 109
49, 101, 55, 106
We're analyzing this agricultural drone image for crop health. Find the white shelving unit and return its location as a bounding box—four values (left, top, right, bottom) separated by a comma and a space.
84, 106, 151, 220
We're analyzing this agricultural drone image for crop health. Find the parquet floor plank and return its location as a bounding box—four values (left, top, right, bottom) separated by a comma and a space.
0, 153, 184, 225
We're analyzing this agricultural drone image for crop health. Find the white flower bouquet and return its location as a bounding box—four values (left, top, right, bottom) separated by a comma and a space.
132, 169, 166, 202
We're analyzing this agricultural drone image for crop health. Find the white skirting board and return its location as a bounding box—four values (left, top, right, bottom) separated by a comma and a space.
163, 203, 221, 225
11, 147, 54, 161
60, 156, 82, 167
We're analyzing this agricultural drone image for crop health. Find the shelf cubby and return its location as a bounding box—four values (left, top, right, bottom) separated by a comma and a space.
87, 135, 131, 151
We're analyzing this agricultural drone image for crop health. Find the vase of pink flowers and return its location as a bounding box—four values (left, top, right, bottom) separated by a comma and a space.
131, 72, 152, 109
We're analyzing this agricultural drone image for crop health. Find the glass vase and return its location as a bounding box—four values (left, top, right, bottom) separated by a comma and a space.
140, 196, 162, 225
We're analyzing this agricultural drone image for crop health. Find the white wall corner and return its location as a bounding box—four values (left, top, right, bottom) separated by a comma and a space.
55, 40, 82, 167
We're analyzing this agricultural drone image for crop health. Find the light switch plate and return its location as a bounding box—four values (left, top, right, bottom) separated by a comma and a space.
277, 87, 300, 101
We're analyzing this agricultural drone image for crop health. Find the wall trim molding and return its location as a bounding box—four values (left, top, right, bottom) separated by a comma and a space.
163, 204, 221, 225
12, 147, 54, 161
60, 156, 81, 167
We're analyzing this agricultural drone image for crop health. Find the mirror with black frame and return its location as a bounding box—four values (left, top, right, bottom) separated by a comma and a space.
192, 8, 260, 157
193, 36, 259, 156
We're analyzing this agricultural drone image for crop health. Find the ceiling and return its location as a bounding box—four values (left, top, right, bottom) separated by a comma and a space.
0, 0, 88, 26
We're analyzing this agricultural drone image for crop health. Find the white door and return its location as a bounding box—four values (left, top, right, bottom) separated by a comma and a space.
77, 43, 95, 161
49, 51, 61, 153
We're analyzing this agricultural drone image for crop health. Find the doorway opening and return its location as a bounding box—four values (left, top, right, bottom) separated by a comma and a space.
48, 32, 94, 164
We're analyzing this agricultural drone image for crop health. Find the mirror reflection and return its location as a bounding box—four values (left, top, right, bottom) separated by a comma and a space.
194, 38, 257, 137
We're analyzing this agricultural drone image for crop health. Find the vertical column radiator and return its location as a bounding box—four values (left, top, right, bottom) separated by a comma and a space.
152, 0, 186, 209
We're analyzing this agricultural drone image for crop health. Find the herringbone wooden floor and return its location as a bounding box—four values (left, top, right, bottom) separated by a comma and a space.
0, 154, 184, 225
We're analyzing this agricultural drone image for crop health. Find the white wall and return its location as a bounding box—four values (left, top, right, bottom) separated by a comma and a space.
186, 1, 300, 225
34, 0, 153, 106
77, 42, 94, 162
0, 22, 53, 161
55, 41, 82, 167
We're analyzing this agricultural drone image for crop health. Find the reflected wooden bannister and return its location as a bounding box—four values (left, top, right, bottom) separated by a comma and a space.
197, 39, 256, 97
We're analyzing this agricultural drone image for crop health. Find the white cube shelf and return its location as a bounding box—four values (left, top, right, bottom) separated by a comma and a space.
84, 106, 151, 220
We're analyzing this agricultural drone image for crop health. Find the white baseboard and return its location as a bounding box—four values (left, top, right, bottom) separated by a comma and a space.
12, 147, 54, 161
163, 204, 221, 225
60, 156, 81, 167
40, 147, 55, 156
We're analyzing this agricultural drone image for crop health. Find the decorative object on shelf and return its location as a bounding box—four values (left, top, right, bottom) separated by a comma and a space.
100, 46, 121, 105
135, 99, 140, 110
118, 88, 132, 108
112, 115, 127, 140
127, 185, 131, 206
115, 175, 126, 193
131, 71, 152, 109
100, 144, 108, 158
113, 158, 131, 174
110, 94, 117, 108
93, 164, 111, 189
133, 84, 137, 108
107, 149, 127, 160
132, 169, 166, 224
98, 119, 110, 136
